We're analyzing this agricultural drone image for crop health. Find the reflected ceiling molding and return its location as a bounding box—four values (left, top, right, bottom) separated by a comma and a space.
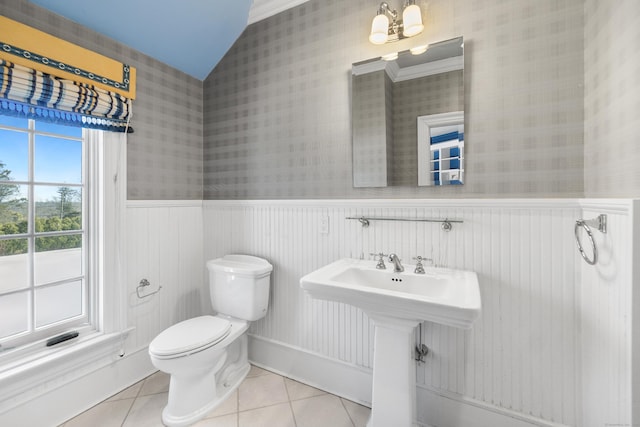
353, 36, 464, 82
352, 55, 462, 82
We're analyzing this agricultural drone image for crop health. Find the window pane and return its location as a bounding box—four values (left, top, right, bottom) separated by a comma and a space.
0, 115, 28, 129
35, 136, 82, 184
0, 238, 29, 293
35, 186, 82, 231
0, 128, 29, 182
0, 184, 28, 235
0, 291, 29, 340
35, 235, 82, 285
35, 280, 83, 328
34, 122, 82, 138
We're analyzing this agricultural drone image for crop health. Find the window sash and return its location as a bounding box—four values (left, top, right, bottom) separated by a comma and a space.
0, 119, 90, 349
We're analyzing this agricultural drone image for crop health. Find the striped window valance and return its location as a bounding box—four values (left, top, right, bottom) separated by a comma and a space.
0, 61, 131, 132
0, 16, 136, 133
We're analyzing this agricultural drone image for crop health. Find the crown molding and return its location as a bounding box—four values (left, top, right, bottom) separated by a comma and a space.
248, 0, 311, 24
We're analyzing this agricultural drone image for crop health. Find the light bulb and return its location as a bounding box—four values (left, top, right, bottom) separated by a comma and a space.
402, 4, 424, 37
369, 14, 389, 45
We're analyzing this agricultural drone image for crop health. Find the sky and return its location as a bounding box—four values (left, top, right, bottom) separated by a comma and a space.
0, 115, 82, 202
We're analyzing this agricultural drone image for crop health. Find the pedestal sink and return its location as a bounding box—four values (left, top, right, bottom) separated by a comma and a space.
300, 258, 481, 427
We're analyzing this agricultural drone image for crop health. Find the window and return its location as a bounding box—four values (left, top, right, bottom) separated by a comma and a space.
0, 116, 94, 351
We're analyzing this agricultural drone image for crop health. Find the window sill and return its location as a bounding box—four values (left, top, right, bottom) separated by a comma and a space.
0, 328, 133, 413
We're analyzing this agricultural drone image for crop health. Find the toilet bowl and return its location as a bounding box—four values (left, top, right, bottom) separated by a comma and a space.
148, 255, 272, 427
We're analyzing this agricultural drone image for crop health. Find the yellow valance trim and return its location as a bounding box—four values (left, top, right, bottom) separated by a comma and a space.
0, 15, 136, 99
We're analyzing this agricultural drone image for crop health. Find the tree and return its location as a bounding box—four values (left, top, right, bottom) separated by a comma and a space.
0, 161, 20, 203
56, 186, 80, 219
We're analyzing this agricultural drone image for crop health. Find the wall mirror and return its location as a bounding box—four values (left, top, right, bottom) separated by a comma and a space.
351, 36, 464, 187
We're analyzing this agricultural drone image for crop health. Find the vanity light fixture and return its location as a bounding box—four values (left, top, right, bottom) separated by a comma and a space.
369, 1, 424, 45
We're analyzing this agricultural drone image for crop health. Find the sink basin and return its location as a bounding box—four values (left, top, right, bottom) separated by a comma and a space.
300, 258, 481, 328
300, 258, 481, 426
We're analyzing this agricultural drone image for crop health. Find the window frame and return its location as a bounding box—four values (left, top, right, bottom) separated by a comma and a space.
0, 127, 127, 415
0, 119, 99, 359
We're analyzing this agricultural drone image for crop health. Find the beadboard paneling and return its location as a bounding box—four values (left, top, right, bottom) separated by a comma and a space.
125, 202, 204, 353
579, 203, 633, 427
203, 199, 634, 426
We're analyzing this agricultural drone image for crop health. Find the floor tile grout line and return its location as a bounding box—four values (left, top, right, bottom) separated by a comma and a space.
236, 385, 240, 427
119, 396, 137, 427
235, 386, 331, 414
289, 399, 299, 427
237, 398, 291, 414
133, 376, 148, 399
121, 375, 153, 427
340, 397, 357, 427
120, 372, 165, 427
283, 375, 300, 426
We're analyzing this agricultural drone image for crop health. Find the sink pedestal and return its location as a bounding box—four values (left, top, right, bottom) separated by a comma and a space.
299, 258, 481, 426
367, 314, 421, 427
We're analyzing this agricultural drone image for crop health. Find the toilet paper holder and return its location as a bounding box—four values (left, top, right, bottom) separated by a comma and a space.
136, 278, 162, 299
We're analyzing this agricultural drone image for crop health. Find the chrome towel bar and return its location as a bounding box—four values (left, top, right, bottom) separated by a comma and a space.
346, 216, 462, 231
575, 214, 606, 265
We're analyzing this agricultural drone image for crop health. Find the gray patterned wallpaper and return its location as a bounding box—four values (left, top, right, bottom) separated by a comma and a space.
352, 70, 390, 187
204, 0, 585, 199
584, 0, 640, 197
2, 0, 203, 200
10, 0, 633, 200
384, 72, 394, 187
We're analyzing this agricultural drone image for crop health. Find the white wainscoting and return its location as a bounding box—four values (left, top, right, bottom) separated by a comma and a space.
203, 199, 637, 427
125, 200, 205, 354
579, 200, 637, 427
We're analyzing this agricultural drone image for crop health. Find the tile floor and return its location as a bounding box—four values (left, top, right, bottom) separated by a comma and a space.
60, 365, 371, 427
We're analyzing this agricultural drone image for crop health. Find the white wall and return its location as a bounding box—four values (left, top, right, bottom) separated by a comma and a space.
202, 199, 637, 427
9, 198, 632, 426
124, 201, 205, 354
579, 201, 636, 427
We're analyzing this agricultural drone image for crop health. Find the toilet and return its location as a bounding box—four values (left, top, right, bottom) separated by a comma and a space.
148, 254, 272, 427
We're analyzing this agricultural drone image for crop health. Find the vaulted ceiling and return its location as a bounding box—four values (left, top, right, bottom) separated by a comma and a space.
27, 0, 309, 80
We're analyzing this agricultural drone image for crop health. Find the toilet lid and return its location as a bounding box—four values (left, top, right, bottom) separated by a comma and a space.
149, 315, 231, 357
207, 255, 273, 277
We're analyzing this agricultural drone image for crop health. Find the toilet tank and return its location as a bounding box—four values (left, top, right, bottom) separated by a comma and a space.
206, 254, 273, 321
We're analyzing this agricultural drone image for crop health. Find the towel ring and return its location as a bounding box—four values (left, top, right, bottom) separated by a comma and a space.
575, 220, 597, 265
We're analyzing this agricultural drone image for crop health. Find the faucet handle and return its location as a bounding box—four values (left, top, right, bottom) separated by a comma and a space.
370, 252, 388, 269
412, 256, 432, 274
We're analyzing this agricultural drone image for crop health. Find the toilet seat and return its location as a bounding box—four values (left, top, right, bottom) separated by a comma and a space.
149, 315, 231, 359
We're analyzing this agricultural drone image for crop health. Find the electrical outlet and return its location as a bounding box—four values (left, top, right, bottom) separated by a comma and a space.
319, 215, 330, 234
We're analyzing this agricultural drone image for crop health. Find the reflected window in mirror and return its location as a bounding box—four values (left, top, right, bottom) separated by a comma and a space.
417, 111, 464, 186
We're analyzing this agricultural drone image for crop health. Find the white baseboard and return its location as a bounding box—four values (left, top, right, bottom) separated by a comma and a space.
1, 347, 156, 427
418, 387, 571, 427
248, 334, 373, 407
248, 335, 568, 427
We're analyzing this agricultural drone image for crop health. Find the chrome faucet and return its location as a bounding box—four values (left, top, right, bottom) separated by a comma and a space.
388, 253, 404, 273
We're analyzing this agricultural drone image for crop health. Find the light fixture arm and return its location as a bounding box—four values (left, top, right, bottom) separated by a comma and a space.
377, 2, 398, 20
